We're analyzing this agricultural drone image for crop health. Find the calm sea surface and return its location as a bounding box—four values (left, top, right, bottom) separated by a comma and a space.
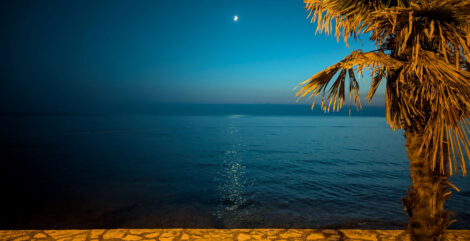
1, 114, 469, 229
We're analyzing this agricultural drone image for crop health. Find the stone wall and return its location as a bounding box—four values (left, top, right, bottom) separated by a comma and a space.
1, 229, 470, 241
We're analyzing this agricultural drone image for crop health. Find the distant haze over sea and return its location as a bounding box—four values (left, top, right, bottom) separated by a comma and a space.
0, 104, 385, 117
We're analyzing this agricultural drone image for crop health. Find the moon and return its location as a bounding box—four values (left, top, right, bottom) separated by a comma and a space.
233, 15, 238, 22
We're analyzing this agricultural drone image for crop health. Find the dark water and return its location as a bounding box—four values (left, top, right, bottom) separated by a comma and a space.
1, 114, 470, 229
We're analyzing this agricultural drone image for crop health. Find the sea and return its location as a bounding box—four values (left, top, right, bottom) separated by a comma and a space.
1, 105, 469, 229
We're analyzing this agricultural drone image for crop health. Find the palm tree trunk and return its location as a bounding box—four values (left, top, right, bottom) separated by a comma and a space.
402, 127, 452, 241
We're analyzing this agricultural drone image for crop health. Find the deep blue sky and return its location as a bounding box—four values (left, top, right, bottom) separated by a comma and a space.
1, 0, 383, 113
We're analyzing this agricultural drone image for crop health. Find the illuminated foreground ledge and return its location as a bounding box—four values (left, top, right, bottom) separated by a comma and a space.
1, 229, 470, 241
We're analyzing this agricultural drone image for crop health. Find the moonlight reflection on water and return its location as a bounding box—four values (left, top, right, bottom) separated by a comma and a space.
216, 119, 254, 227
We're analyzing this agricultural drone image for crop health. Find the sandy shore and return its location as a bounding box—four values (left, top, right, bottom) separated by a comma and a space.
1, 229, 470, 241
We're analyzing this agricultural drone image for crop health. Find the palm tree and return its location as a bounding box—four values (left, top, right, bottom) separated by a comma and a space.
296, 0, 470, 240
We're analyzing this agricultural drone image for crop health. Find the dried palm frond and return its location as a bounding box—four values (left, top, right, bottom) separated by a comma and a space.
393, 50, 470, 175
296, 50, 402, 112
366, 1, 470, 64
305, 0, 386, 45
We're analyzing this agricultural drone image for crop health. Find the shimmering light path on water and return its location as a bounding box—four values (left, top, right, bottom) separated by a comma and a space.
1, 115, 470, 229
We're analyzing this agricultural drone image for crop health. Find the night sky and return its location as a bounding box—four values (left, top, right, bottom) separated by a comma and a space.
1, 0, 382, 113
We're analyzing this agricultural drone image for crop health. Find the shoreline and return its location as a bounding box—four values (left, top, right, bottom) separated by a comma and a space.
2, 229, 470, 241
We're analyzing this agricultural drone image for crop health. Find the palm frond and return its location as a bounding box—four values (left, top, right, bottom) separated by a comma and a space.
296, 50, 403, 112
304, 0, 386, 45
366, 1, 470, 64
